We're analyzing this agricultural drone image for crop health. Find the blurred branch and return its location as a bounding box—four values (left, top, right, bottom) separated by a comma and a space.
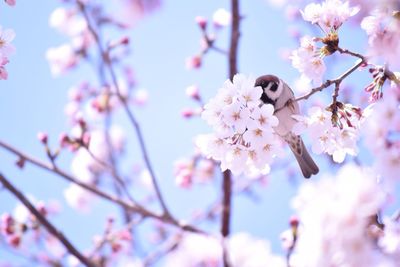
0, 173, 95, 267
76, 0, 172, 218
0, 140, 205, 234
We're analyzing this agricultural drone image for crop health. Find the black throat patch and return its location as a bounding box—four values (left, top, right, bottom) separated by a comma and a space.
260, 91, 276, 105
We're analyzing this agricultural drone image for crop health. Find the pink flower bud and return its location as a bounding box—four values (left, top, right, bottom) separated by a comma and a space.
37, 202, 47, 216
185, 55, 202, 69
195, 16, 207, 30
289, 215, 299, 228
59, 133, 70, 148
186, 85, 201, 101
8, 235, 21, 247
5, 0, 16, 6
111, 242, 122, 253
82, 132, 91, 147
37, 132, 48, 144
1, 213, 14, 235
181, 108, 195, 118
15, 157, 25, 169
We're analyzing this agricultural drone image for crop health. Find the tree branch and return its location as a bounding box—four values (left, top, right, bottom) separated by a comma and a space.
295, 58, 365, 102
0, 140, 205, 234
76, 0, 171, 218
0, 173, 95, 267
221, 1, 240, 267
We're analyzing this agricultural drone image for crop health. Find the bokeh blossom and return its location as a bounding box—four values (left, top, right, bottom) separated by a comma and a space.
291, 164, 394, 267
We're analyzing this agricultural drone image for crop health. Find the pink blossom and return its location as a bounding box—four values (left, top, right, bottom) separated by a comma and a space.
186, 85, 201, 101
49, 7, 87, 36
301, 0, 359, 33
212, 8, 231, 28
361, 10, 400, 68
4, 0, 16, 6
64, 184, 94, 213
290, 36, 326, 84
46, 44, 79, 76
195, 16, 207, 30
37, 132, 48, 144
185, 55, 202, 69
292, 164, 392, 267
133, 88, 148, 106
0, 26, 16, 57
0, 65, 8, 80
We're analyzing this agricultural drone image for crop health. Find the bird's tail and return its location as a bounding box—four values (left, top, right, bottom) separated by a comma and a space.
287, 135, 319, 178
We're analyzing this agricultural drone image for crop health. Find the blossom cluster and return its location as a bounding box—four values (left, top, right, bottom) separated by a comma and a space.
198, 74, 283, 176
292, 105, 362, 163
46, 5, 92, 76
0, 201, 60, 250
174, 156, 215, 188
164, 233, 285, 267
363, 86, 400, 184
0, 26, 15, 80
186, 8, 231, 69
361, 8, 400, 68
301, 0, 360, 33
290, 164, 395, 267
291, 0, 359, 84
64, 126, 126, 212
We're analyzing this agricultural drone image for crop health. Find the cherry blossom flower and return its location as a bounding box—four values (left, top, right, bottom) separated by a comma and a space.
0, 57, 9, 80
290, 36, 326, 84
49, 7, 87, 36
291, 164, 393, 267
174, 156, 215, 188
362, 88, 400, 184
301, 0, 359, 33
293, 106, 361, 163
185, 55, 202, 69
64, 184, 95, 213
46, 44, 79, 76
378, 217, 400, 259
227, 233, 286, 267
164, 233, 285, 267
0, 26, 15, 57
361, 9, 400, 68
4, 0, 16, 6
212, 8, 231, 28
198, 74, 282, 176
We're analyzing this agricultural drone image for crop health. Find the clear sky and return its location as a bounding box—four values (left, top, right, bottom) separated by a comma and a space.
0, 0, 381, 266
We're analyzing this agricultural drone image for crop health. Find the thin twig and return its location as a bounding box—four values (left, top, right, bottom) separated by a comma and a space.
0, 140, 205, 234
77, 0, 171, 218
0, 173, 95, 267
295, 59, 365, 102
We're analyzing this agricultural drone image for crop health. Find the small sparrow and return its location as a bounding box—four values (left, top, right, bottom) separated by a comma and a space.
255, 74, 319, 178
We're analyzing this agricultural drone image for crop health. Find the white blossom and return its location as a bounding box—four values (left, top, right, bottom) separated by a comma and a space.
198, 74, 282, 176
291, 164, 393, 267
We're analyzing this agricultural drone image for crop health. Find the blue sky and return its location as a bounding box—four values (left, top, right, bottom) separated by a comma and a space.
0, 0, 382, 265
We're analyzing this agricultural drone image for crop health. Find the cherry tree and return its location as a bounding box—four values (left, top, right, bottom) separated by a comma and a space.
0, 0, 400, 266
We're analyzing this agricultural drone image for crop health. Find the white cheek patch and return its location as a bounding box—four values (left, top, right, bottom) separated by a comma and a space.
265, 80, 283, 100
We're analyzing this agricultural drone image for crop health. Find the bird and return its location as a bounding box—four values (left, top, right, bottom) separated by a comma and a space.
255, 74, 319, 178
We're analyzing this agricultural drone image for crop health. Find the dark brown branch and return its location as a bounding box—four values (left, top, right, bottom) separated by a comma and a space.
0, 173, 95, 267
337, 47, 365, 61
229, 0, 240, 80
221, 1, 240, 267
76, 0, 171, 218
0, 140, 205, 234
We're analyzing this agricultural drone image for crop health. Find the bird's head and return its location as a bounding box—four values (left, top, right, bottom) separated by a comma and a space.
255, 74, 283, 105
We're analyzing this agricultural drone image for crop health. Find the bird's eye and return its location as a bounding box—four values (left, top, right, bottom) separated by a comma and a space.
270, 82, 278, 92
